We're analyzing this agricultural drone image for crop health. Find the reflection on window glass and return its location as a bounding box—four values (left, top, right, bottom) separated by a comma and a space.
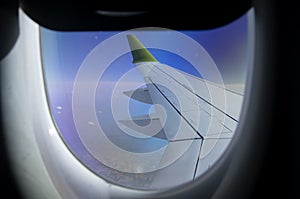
40, 9, 254, 190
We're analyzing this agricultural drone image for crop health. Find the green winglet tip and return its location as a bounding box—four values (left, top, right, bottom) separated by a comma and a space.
127, 35, 157, 63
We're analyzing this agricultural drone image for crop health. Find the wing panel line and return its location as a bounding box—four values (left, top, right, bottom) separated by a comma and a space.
150, 63, 239, 123
148, 77, 204, 140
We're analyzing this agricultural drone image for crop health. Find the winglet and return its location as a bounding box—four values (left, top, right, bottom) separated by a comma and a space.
127, 35, 157, 63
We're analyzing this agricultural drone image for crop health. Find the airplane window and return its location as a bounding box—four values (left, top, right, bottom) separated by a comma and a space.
40, 9, 254, 190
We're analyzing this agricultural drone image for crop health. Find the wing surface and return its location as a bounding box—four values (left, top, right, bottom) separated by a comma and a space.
121, 35, 243, 182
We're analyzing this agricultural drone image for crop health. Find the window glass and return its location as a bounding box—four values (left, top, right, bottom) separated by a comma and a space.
40, 9, 254, 190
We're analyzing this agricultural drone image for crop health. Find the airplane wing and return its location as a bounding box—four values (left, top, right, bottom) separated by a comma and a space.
125, 35, 242, 138
119, 35, 243, 187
